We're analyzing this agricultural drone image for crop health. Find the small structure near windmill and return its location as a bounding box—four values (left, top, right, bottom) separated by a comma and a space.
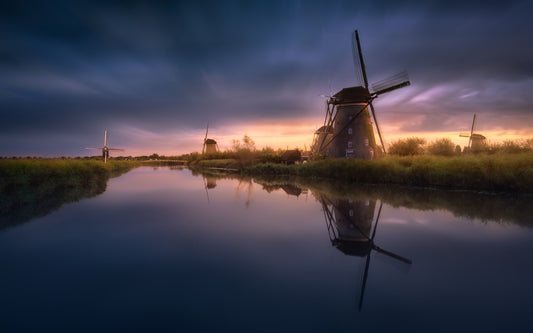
86, 130, 124, 163
202, 123, 219, 154
310, 125, 333, 156
459, 114, 487, 153
280, 149, 302, 165
312, 30, 410, 159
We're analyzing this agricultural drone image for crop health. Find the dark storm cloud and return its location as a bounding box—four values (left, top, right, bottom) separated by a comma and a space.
1, 0, 532, 155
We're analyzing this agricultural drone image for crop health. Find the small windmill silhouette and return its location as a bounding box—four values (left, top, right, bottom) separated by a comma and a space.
202, 123, 219, 154
459, 114, 487, 153
86, 130, 125, 163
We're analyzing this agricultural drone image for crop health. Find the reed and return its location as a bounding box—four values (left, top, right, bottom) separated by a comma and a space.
242, 153, 533, 193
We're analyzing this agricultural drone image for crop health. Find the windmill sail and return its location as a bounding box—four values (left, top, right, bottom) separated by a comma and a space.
372, 71, 411, 96
86, 130, 124, 163
352, 31, 367, 88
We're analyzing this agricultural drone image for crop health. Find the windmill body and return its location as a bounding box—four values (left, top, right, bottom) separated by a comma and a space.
328, 87, 377, 159
313, 30, 410, 159
202, 124, 219, 154
204, 139, 218, 153
459, 114, 487, 153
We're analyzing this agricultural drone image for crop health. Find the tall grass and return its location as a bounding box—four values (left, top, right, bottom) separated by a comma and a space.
242, 153, 533, 193
0, 159, 137, 190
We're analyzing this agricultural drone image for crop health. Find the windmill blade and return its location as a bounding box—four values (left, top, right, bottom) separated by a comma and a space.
352, 30, 369, 89
369, 102, 386, 154
86, 146, 104, 149
459, 133, 471, 137
469, 114, 477, 149
371, 71, 410, 96
358, 252, 372, 312
319, 82, 335, 99
373, 245, 412, 265
470, 114, 477, 136
104, 130, 108, 147
370, 201, 383, 240
107, 148, 125, 151
202, 176, 210, 203
204, 123, 209, 141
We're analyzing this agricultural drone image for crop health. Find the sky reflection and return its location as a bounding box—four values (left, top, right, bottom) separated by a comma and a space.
1, 167, 532, 332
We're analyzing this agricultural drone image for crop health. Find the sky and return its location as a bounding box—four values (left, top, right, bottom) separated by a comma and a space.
1, 0, 532, 157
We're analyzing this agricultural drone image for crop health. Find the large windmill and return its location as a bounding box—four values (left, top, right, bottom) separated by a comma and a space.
312, 30, 410, 159
459, 114, 487, 153
202, 123, 218, 154
318, 195, 412, 311
86, 130, 124, 163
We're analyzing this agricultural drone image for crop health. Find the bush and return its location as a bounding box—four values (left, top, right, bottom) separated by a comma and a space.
490, 139, 532, 154
427, 138, 456, 156
388, 137, 426, 156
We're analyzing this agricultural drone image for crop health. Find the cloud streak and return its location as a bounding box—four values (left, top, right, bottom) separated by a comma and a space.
1, 0, 532, 156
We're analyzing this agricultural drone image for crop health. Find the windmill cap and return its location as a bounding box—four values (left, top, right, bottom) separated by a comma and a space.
332, 86, 372, 104
205, 138, 217, 144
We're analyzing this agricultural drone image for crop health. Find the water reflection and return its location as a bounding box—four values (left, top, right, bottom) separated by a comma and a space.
250, 175, 533, 228
2, 167, 533, 332
316, 192, 412, 311
0, 176, 107, 230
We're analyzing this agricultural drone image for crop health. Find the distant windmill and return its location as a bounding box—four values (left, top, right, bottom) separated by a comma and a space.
312, 30, 410, 159
459, 114, 487, 153
86, 130, 125, 163
318, 195, 412, 311
202, 123, 219, 154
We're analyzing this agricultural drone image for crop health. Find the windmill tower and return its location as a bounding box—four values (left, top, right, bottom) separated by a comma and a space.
86, 130, 124, 163
202, 123, 219, 154
459, 114, 487, 153
313, 30, 410, 159
318, 194, 412, 311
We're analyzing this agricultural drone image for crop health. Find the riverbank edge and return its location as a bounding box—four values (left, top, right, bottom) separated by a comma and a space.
189, 153, 533, 194
0, 160, 140, 229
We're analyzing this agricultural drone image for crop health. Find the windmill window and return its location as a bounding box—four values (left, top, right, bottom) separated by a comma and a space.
348, 128, 353, 135
364, 138, 369, 146
349, 210, 354, 217
348, 141, 353, 148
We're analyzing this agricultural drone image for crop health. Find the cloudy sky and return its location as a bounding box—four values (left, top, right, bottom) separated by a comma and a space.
1, 0, 532, 156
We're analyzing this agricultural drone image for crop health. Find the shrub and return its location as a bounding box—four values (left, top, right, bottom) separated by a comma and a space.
388, 137, 426, 156
427, 138, 456, 156
489, 139, 532, 154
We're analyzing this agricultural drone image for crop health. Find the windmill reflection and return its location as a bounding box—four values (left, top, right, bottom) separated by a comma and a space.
317, 193, 412, 311
204, 175, 217, 189
201, 175, 218, 203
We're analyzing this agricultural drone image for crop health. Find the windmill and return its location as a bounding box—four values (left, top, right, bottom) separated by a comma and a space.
459, 114, 487, 153
86, 130, 124, 163
318, 195, 412, 311
202, 123, 219, 154
313, 30, 410, 159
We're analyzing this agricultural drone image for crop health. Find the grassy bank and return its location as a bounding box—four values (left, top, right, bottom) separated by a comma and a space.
240, 153, 533, 193
0, 159, 139, 229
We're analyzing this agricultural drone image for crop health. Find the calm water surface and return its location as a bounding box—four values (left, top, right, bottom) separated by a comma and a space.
1, 167, 532, 332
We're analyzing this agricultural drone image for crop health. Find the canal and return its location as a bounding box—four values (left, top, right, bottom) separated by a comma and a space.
1, 166, 532, 332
